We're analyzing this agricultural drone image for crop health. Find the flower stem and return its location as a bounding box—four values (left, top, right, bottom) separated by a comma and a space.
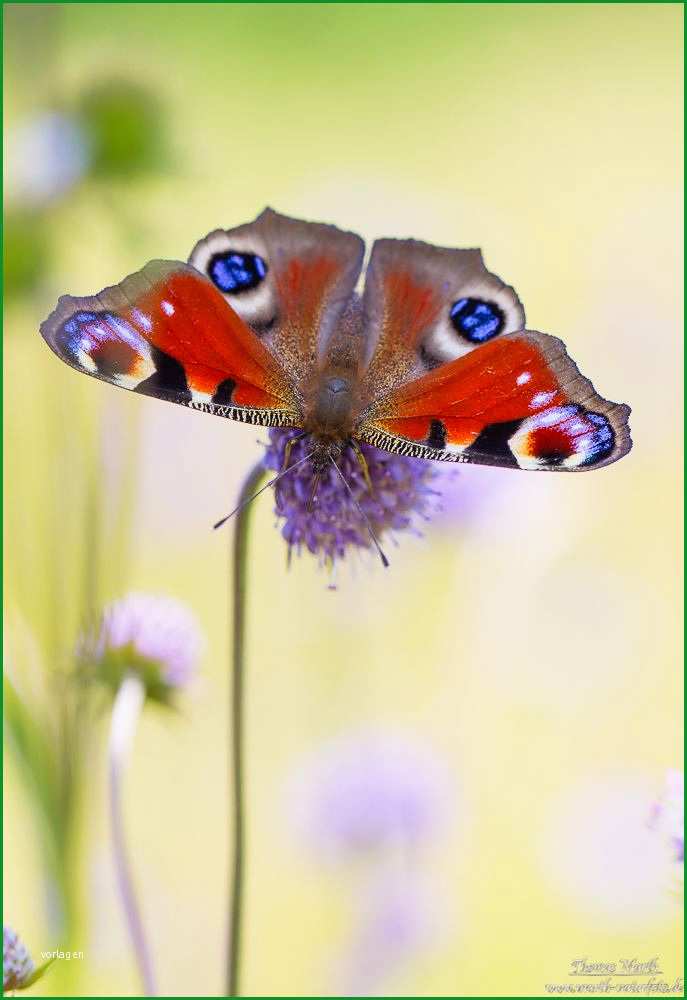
227, 461, 267, 997
108, 673, 157, 996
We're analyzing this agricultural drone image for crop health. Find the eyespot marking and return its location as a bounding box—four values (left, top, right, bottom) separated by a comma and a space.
450, 298, 504, 343
207, 250, 267, 294
58, 310, 152, 379
511, 406, 617, 469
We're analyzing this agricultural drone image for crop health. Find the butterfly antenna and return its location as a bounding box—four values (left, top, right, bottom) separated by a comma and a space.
213, 451, 315, 531
329, 456, 389, 569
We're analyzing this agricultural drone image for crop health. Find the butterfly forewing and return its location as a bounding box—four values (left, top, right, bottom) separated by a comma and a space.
358, 331, 631, 471
40, 260, 301, 427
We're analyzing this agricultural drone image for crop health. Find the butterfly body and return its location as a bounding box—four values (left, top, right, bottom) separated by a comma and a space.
296, 300, 364, 470
40, 208, 631, 478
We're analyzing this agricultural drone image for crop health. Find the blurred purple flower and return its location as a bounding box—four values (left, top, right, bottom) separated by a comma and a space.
430, 462, 505, 530
264, 429, 440, 566
649, 769, 684, 864
338, 876, 436, 995
288, 731, 451, 993
289, 729, 448, 860
3, 927, 35, 991
86, 592, 203, 703
5, 112, 91, 207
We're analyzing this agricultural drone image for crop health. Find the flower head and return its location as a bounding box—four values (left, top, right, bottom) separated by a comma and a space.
289, 729, 448, 860
84, 592, 203, 704
3, 927, 35, 992
264, 429, 439, 566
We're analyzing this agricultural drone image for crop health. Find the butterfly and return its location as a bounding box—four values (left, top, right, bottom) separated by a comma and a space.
40, 208, 631, 491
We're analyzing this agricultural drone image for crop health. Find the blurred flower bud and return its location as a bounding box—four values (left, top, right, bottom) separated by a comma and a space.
5, 112, 91, 208
83, 592, 203, 705
649, 769, 684, 865
3, 211, 50, 300
3, 927, 35, 991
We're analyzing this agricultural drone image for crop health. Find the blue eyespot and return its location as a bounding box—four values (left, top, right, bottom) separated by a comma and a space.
63, 311, 97, 336
208, 251, 267, 294
579, 411, 615, 466
450, 298, 504, 343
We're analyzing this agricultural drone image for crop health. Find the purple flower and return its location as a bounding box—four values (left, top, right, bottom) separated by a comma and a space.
3, 927, 35, 992
263, 429, 440, 566
85, 592, 203, 703
649, 769, 684, 864
289, 729, 448, 860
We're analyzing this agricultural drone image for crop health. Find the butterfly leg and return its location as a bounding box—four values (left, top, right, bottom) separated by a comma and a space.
281, 432, 308, 473
350, 438, 373, 493
306, 472, 322, 513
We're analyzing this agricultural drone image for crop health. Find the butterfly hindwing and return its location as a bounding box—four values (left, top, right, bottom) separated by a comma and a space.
359, 331, 631, 471
40, 260, 301, 427
189, 208, 365, 384
360, 236, 525, 400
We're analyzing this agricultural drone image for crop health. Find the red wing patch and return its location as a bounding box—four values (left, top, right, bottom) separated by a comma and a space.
40, 261, 301, 426
359, 331, 632, 471
273, 254, 341, 350
381, 270, 443, 349
362, 265, 444, 393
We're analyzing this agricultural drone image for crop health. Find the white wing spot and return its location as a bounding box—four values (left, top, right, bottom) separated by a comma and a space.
161, 300, 175, 316
132, 308, 152, 332
516, 371, 532, 386
530, 390, 556, 410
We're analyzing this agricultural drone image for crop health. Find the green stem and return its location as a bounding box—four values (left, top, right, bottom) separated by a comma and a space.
227, 462, 267, 997
109, 673, 156, 995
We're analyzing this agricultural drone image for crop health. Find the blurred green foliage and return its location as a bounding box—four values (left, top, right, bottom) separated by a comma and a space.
77, 81, 167, 179
4, 78, 169, 303
4, 653, 91, 973
3, 213, 50, 300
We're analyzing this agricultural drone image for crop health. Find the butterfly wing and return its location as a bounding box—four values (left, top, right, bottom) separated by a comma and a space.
361, 236, 525, 400
189, 208, 365, 384
358, 331, 632, 471
40, 260, 301, 427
